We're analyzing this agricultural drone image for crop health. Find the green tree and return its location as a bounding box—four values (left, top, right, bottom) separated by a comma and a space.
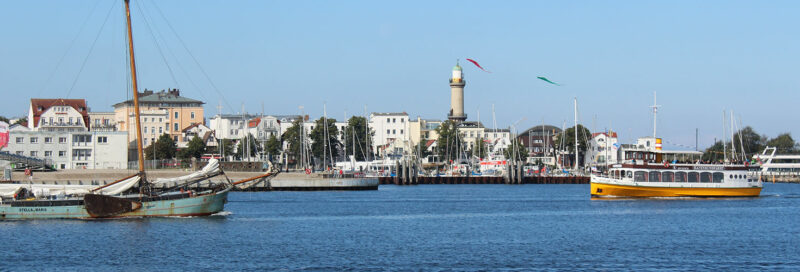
0, 116, 9, 123
767, 133, 797, 153
702, 140, 725, 162
504, 138, 529, 162
468, 137, 488, 159
281, 119, 304, 166
145, 133, 177, 160
415, 137, 433, 159
180, 136, 206, 159
13, 117, 27, 126
435, 120, 465, 162
235, 133, 259, 160
309, 117, 340, 165
342, 116, 374, 161
264, 134, 281, 159
731, 126, 766, 156
553, 124, 591, 154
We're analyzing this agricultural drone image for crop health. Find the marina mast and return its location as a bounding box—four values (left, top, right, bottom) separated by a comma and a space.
124, 0, 147, 188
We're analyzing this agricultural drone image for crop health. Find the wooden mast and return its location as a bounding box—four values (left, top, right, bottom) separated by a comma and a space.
124, 0, 147, 188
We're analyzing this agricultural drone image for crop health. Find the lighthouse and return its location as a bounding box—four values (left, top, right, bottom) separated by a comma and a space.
448, 61, 467, 122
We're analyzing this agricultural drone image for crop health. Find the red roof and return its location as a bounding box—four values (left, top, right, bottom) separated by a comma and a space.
30, 98, 89, 129
248, 118, 261, 128
181, 122, 202, 132
592, 132, 618, 138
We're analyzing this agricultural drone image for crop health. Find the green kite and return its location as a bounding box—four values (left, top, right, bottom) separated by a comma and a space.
537, 77, 561, 86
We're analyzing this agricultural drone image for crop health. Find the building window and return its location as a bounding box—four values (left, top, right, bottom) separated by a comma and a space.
174, 112, 179, 119
174, 123, 179, 131
59, 137, 67, 143
386, 119, 390, 123
174, 136, 178, 142
191, 112, 195, 119
45, 137, 52, 143
400, 129, 404, 134
59, 151, 66, 157
69, 117, 73, 124
387, 129, 390, 134
144, 127, 148, 133
393, 129, 396, 134
401, 118, 404, 123
15, 137, 23, 143
30, 137, 39, 144
393, 118, 396, 123
159, 127, 163, 134
44, 151, 52, 157
30, 151, 38, 157
16, 151, 23, 156
97, 136, 108, 143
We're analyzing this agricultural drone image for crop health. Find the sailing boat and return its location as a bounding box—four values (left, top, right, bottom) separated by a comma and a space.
0, 0, 262, 219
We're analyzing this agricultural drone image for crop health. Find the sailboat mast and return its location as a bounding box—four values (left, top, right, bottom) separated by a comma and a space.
124, 0, 146, 183
573, 97, 578, 172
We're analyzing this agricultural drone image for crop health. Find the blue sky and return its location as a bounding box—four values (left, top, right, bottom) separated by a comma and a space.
1, 0, 798, 150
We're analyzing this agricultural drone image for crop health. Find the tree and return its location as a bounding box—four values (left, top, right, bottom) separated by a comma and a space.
415, 137, 433, 159
468, 137, 488, 159
731, 126, 766, 156
553, 124, 591, 154
13, 117, 27, 126
235, 133, 259, 160
181, 136, 206, 159
504, 138, 529, 162
281, 119, 305, 166
145, 133, 177, 160
0, 116, 9, 124
264, 134, 281, 159
342, 116, 374, 161
767, 133, 797, 153
701, 140, 725, 162
309, 117, 340, 166
435, 120, 465, 162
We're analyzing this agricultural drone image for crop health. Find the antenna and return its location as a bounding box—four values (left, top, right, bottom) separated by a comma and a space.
649, 91, 661, 139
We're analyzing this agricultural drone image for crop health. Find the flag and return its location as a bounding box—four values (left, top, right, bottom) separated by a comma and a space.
466, 58, 491, 73
0, 121, 8, 148
537, 76, 561, 86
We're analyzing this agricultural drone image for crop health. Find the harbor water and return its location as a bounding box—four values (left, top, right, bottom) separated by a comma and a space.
2, 184, 799, 270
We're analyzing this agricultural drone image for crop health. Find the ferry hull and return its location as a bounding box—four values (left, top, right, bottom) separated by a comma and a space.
591, 182, 762, 198
0, 190, 229, 220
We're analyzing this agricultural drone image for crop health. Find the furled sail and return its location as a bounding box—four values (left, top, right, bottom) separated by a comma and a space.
0, 175, 139, 198
152, 159, 222, 186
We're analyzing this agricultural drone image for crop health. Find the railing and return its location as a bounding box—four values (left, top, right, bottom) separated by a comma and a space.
0, 151, 55, 171
128, 159, 191, 170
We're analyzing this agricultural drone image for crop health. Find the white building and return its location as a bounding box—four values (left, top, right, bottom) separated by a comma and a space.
369, 112, 410, 156
88, 112, 117, 132
28, 98, 90, 132
584, 132, 619, 167
4, 130, 128, 170
180, 123, 218, 149
208, 114, 256, 140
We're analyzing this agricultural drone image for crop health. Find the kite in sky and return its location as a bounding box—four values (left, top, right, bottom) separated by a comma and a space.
537, 76, 561, 86
465, 58, 491, 73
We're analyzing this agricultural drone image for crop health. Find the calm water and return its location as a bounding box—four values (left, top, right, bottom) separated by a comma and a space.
2, 184, 799, 271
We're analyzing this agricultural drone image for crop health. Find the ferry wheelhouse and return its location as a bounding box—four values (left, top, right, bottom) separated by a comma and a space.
590, 138, 762, 197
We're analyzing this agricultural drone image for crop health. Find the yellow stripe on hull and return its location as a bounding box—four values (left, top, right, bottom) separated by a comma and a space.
590, 182, 761, 197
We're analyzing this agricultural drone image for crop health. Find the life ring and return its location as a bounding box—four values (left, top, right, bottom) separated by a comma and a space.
305, 168, 311, 175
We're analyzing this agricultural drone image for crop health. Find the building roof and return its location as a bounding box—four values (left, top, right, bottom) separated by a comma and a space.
371, 112, 408, 116
519, 125, 562, 137
248, 118, 261, 128
30, 98, 89, 128
182, 122, 203, 133
591, 132, 618, 138
113, 89, 203, 107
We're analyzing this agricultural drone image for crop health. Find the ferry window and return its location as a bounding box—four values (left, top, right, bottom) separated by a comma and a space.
627, 171, 632, 178
675, 172, 686, 182
729, 174, 733, 179
700, 172, 711, 183
634, 171, 647, 182
662, 172, 674, 182
713, 172, 724, 183
649, 171, 660, 182
688, 172, 699, 183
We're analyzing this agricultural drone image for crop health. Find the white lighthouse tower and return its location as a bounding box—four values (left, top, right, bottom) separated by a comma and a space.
448, 61, 467, 122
